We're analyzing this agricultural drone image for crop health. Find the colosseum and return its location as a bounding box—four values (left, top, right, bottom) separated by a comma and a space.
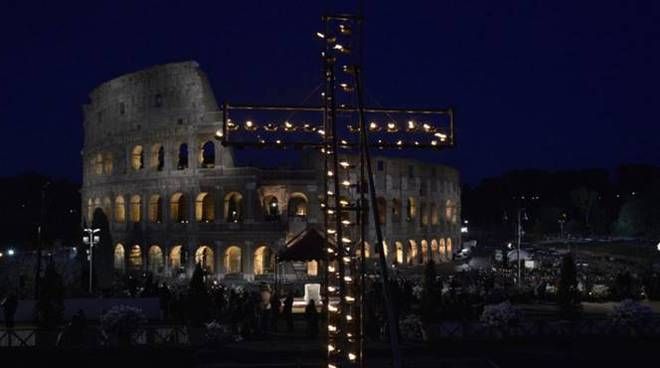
81, 61, 461, 284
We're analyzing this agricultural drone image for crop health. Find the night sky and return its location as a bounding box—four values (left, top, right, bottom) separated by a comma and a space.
1, 0, 659, 185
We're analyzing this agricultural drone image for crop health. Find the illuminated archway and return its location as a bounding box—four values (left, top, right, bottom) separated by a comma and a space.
408, 240, 418, 265
148, 194, 162, 223
307, 260, 319, 276
406, 197, 416, 222
438, 238, 446, 261
288, 193, 308, 217
170, 245, 182, 270
114, 243, 125, 272
224, 192, 243, 223
148, 245, 164, 273
128, 245, 143, 271
114, 196, 126, 223
224, 246, 242, 274
421, 239, 429, 263
195, 192, 215, 222
103, 153, 113, 175
170, 192, 186, 222
395, 241, 404, 264
131, 145, 144, 171
200, 141, 215, 168
253, 245, 274, 275
446, 238, 453, 257
129, 195, 141, 222
264, 195, 280, 219
195, 245, 214, 273
431, 239, 439, 262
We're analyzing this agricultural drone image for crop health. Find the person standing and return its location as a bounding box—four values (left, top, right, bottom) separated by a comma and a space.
304, 299, 319, 338
282, 293, 294, 332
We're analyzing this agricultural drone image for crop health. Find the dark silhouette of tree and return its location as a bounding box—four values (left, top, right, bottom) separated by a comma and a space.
35, 262, 64, 329
558, 254, 580, 319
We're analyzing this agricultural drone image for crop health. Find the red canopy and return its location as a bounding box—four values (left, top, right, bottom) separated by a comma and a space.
278, 228, 328, 262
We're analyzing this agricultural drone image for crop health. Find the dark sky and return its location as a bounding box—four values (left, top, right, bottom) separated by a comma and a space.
1, 0, 659, 185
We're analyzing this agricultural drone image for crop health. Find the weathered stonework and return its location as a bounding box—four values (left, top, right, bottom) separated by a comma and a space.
81, 61, 461, 282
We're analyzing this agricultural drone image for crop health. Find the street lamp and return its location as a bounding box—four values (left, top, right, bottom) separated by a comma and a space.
82, 228, 100, 294
7, 249, 15, 256
516, 208, 528, 288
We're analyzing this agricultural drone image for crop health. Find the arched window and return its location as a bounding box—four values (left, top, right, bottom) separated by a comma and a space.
224, 246, 242, 274
430, 203, 438, 225
377, 197, 387, 225
93, 153, 103, 175
128, 245, 143, 271
130, 195, 141, 222
420, 203, 428, 226
103, 197, 112, 220
151, 144, 164, 171
408, 240, 418, 265
200, 141, 215, 168
114, 196, 126, 223
224, 192, 243, 223
148, 245, 164, 273
438, 238, 446, 261
103, 153, 113, 175
253, 245, 274, 275
446, 238, 453, 256
170, 245, 182, 270
264, 195, 280, 220
406, 197, 416, 222
195, 245, 214, 273
288, 193, 308, 217
114, 243, 125, 272
431, 239, 439, 262
391, 199, 401, 222
177, 143, 189, 170
445, 199, 453, 222
195, 192, 215, 222
148, 194, 162, 223
421, 240, 429, 263
395, 241, 404, 264
170, 192, 187, 222
131, 145, 144, 171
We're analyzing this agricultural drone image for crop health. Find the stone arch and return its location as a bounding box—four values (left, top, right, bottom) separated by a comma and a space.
103, 152, 113, 175
420, 203, 428, 226
438, 238, 446, 261
103, 197, 112, 221
307, 260, 319, 276
128, 245, 143, 271
376, 197, 387, 225
263, 195, 280, 220
408, 240, 418, 265
170, 192, 187, 222
446, 238, 453, 257
224, 192, 243, 223
421, 239, 429, 263
224, 246, 242, 274
129, 195, 141, 222
148, 194, 162, 223
288, 192, 308, 217
177, 143, 189, 170
431, 239, 439, 262
131, 145, 144, 171
114, 243, 125, 272
195, 245, 215, 273
170, 245, 183, 270
391, 198, 401, 222
395, 241, 404, 264
195, 192, 215, 222
253, 245, 274, 275
93, 153, 103, 175
430, 202, 438, 225
114, 196, 126, 223
406, 197, 416, 222
148, 245, 164, 273
199, 141, 215, 168
150, 144, 164, 171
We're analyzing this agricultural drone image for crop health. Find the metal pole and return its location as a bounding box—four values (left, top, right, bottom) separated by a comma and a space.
89, 230, 94, 294
517, 209, 522, 288
354, 66, 402, 368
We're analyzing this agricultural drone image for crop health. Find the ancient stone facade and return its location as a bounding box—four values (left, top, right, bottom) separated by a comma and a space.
81, 61, 461, 282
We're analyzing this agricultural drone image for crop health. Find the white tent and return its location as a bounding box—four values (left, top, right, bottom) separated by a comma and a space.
507, 249, 533, 262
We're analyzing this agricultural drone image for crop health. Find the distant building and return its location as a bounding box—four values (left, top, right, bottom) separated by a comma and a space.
81, 61, 460, 283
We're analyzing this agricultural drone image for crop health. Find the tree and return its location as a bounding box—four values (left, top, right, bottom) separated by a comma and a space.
558, 254, 580, 319
35, 262, 64, 329
570, 186, 598, 233
420, 260, 437, 322
187, 263, 209, 327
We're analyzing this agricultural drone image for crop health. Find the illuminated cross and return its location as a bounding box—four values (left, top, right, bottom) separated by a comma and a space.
219, 14, 455, 368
